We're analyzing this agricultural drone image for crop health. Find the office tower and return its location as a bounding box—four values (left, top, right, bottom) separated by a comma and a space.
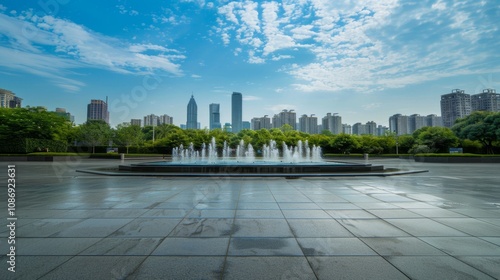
223, 123, 232, 132
186, 95, 198, 129
299, 114, 319, 134
440, 89, 471, 128
342, 124, 352, 134
272, 109, 297, 129
322, 113, 342, 134
131, 119, 142, 126
0, 88, 22, 108
426, 114, 443, 127
389, 114, 410, 135
251, 115, 272, 130
87, 99, 109, 124
232, 92, 243, 133
209, 103, 221, 130
471, 89, 499, 112
242, 121, 250, 130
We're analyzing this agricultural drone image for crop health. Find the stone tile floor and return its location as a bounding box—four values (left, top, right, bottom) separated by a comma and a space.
0, 159, 499, 279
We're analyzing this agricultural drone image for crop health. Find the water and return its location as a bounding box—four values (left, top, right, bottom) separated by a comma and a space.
172, 137, 322, 164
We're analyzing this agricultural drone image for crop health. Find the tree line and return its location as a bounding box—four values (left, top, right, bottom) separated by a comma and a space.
1, 107, 499, 154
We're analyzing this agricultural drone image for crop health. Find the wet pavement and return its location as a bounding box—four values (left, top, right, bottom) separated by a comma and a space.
0, 158, 499, 279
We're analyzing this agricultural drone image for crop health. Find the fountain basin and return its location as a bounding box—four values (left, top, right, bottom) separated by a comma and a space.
118, 160, 384, 174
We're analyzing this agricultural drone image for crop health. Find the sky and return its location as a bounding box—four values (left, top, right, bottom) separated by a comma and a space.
0, 0, 499, 128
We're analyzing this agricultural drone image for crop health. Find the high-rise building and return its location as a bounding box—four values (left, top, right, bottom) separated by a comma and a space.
186, 95, 198, 129
272, 109, 296, 129
377, 125, 389, 136
389, 114, 410, 135
426, 114, 443, 127
408, 114, 426, 133
209, 103, 221, 130
471, 89, 499, 112
158, 114, 173, 125
440, 89, 471, 128
145, 114, 173, 126
366, 121, 377, 135
322, 113, 342, 134
352, 123, 367, 135
144, 114, 158, 126
242, 121, 250, 130
299, 114, 319, 134
87, 99, 109, 124
54, 108, 74, 123
251, 115, 272, 130
0, 88, 22, 108
232, 92, 243, 133
131, 119, 142, 126
342, 124, 352, 134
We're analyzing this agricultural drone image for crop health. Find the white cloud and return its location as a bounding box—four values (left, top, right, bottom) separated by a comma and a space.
191, 74, 202, 78
0, 13, 185, 91
243, 95, 262, 101
0, 4, 6, 12
212, 0, 500, 93
266, 104, 297, 113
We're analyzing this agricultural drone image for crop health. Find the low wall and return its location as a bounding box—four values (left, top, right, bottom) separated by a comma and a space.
414, 156, 500, 163
0, 156, 89, 162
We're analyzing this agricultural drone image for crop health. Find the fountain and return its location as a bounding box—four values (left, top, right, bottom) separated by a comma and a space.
171, 138, 321, 164
119, 137, 387, 176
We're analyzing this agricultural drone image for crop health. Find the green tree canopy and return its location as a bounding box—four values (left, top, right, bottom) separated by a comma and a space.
452, 111, 500, 154
115, 124, 143, 153
0, 107, 73, 142
329, 134, 358, 154
78, 120, 112, 153
412, 126, 459, 153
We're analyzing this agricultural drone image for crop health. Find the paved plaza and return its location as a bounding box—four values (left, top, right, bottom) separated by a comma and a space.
1, 158, 500, 279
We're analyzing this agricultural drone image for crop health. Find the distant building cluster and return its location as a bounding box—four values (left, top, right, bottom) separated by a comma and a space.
3, 86, 499, 134
389, 114, 443, 135
440, 89, 499, 128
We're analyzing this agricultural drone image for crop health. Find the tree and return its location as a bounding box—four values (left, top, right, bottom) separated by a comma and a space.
412, 126, 459, 153
115, 124, 143, 153
358, 135, 384, 154
78, 120, 112, 153
329, 134, 358, 154
452, 111, 500, 154
0, 107, 73, 142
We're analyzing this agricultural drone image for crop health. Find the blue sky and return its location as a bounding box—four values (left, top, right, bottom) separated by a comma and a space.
1, 0, 499, 128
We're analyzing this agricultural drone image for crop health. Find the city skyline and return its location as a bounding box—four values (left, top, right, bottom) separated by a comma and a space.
0, 1, 499, 128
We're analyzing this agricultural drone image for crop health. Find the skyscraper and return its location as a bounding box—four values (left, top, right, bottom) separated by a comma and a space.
209, 103, 221, 130
87, 99, 109, 124
186, 95, 198, 129
440, 89, 471, 128
232, 92, 242, 133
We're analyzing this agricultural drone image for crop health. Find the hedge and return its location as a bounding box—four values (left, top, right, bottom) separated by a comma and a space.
0, 138, 67, 154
